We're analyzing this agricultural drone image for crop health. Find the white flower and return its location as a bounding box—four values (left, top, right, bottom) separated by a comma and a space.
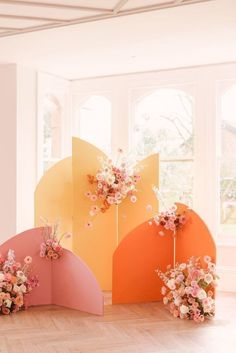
197, 289, 207, 300
20, 284, 27, 293
204, 273, 213, 284
16, 271, 27, 282
179, 263, 187, 271
180, 305, 189, 315
163, 297, 168, 305
185, 286, 193, 295
167, 279, 176, 290
13, 284, 20, 293
106, 175, 115, 185
174, 296, 182, 306
5, 299, 12, 308
130, 195, 137, 203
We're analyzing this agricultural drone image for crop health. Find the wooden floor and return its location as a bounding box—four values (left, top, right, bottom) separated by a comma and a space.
0, 292, 235, 353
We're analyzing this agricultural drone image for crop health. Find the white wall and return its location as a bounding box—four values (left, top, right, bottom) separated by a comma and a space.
17, 66, 37, 233
0, 64, 37, 242
0, 64, 17, 241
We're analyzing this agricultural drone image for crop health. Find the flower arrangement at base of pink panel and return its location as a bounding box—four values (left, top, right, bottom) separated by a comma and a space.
85, 149, 141, 228
40, 222, 71, 260
156, 256, 219, 323
0, 249, 39, 315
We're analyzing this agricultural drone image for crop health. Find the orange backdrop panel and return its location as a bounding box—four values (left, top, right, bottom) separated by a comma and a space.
34, 157, 73, 250
118, 154, 159, 243
72, 137, 117, 290
112, 221, 173, 304
176, 203, 216, 264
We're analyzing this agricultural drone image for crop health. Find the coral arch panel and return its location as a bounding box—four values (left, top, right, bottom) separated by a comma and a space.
0, 228, 103, 315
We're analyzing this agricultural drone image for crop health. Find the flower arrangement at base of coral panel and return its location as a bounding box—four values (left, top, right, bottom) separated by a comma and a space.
0, 249, 39, 315
156, 256, 219, 323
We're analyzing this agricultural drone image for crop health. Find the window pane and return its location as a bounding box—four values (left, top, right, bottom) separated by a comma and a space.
133, 89, 194, 208
220, 85, 236, 236
79, 95, 111, 154
160, 161, 193, 208
134, 89, 193, 159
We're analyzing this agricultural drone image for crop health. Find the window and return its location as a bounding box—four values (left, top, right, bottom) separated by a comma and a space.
132, 88, 194, 208
43, 94, 62, 172
220, 84, 236, 236
78, 95, 111, 154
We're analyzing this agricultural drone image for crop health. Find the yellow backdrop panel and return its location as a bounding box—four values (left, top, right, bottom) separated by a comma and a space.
72, 138, 117, 290
118, 154, 159, 243
34, 157, 73, 250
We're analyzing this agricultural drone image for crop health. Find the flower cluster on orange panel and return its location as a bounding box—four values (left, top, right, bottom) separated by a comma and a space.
0, 249, 39, 315
40, 222, 71, 260
150, 205, 188, 236
149, 186, 188, 236
157, 256, 218, 323
85, 149, 141, 228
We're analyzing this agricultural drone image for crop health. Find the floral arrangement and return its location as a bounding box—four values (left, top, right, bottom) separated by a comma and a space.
0, 249, 39, 315
150, 205, 188, 236
156, 256, 218, 323
149, 187, 188, 236
40, 221, 71, 260
85, 149, 141, 228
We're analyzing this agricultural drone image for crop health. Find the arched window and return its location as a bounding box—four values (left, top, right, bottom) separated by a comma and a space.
220, 85, 236, 236
78, 95, 111, 154
43, 94, 62, 172
133, 88, 194, 207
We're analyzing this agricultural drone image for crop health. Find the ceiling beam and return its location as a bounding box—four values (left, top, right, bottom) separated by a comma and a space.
0, 26, 20, 30
0, 13, 70, 22
0, 0, 215, 38
119, 0, 214, 15
0, 0, 112, 13
113, 0, 129, 14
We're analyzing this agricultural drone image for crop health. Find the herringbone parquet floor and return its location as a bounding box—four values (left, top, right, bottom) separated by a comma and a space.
0, 292, 235, 353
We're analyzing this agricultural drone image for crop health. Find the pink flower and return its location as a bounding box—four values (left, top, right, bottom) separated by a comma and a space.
24, 256, 32, 264
179, 214, 187, 224
173, 309, 179, 318
90, 194, 98, 202
85, 221, 93, 229
146, 204, 153, 212
91, 205, 100, 213
161, 286, 167, 295
85, 191, 92, 198
204, 255, 211, 263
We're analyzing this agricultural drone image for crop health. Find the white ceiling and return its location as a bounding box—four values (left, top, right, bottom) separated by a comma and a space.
0, 0, 235, 80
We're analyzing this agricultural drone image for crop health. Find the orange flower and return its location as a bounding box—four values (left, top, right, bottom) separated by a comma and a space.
11, 276, 17, 284
47, 249, 54, 257
15, 295, 24, 307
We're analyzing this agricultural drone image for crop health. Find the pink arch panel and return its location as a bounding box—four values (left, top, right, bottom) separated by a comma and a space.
0, 228, 103, 315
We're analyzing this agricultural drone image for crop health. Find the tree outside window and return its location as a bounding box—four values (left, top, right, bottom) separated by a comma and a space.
133, 89, 194, 208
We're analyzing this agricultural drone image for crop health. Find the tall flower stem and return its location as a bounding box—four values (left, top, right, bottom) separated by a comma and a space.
116, 204, 119, 246
173, 230, 176, 268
